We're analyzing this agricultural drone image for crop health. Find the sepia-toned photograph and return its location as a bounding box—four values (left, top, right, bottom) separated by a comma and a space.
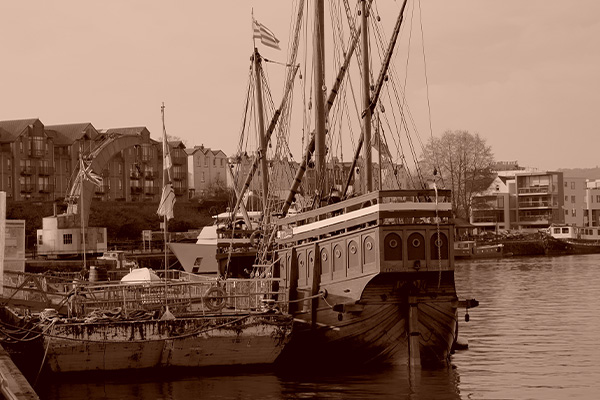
0, 1, 599, 399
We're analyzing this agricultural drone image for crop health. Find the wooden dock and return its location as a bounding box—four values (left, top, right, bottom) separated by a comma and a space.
0, 345, 39, 400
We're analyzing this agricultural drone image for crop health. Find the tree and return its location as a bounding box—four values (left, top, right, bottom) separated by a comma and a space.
419, 130, 495, 219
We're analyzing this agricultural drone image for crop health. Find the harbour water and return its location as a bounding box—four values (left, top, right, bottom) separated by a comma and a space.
36, 254, 600, 399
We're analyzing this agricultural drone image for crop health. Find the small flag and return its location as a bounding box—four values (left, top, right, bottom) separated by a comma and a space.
253, 18, 281, 50
157, 183, 176, 220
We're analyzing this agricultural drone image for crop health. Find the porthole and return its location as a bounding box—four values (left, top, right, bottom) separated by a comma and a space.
412, 238, 421, 248
366, 241, 373, 250
350, 244, 357, 254
389, 239, 398, 248
335, 249, 341, 258
435, 238, 443, 247
322, 252, 328, 261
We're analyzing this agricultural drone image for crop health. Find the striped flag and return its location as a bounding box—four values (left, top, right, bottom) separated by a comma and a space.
253, 18, 281, 50
157, 105, 176, 220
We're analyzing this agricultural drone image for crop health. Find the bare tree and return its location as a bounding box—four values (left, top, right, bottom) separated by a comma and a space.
420, 130, 494, 219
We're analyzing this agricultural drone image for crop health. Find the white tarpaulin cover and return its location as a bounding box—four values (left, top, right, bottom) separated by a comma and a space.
120, 267, 161, 284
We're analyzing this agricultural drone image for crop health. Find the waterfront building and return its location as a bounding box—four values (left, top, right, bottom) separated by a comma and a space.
471, 167, 565, 232
0, 118, 188, 204
584, 179, 600, 227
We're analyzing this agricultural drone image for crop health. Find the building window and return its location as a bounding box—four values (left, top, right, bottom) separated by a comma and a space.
63, 234, 73, 245
38, 235, 43, 245
596, 195, 600, 203
571, 182, 575, 189
572, 209, 576, 217
564, 182, 568, 187
571, 196, 576, 203
201, 172, 205, 182
564, 210, 568, 216
565, 196, 568, 202
204, 158, 208, 167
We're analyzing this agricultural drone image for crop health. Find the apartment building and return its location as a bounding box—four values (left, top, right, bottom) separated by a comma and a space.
584, 179, 600, 227
471, 169, 565, 231
187, 145, 228, 197
0, 118, 188, 203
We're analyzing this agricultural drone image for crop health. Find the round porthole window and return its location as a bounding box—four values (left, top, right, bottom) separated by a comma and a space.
350, 244, 357, 254
322, 252, 328, 261
389, 239, 398, 248
366, 241, 373, 250
412, 238, 421, 248
335, 249, 341, 258
435, 238, 443, 247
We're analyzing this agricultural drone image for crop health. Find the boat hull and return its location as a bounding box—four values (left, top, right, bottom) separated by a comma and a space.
1, 310, 292, 374
168, 242, 219, 274
278, 271, 457, 366
543, 236, 600, 255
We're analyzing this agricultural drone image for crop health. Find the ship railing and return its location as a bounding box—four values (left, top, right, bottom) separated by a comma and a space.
276, 189, 453, 243
0, 271, 80, 313
67, 277, 287, 317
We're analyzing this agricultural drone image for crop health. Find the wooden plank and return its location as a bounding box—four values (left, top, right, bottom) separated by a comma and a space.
0, 345, 39, 400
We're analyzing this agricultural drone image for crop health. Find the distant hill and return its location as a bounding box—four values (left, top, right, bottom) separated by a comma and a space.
558, 167, 600, 179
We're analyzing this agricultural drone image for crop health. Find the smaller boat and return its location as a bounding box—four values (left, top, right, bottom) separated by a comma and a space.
543, 225, 600, 255
0, 269, 292, 374
168, 210, 263, 276
454, 240, 504, 259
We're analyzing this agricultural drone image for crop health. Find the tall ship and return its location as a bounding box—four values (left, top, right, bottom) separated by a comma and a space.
221, 0, 477, 366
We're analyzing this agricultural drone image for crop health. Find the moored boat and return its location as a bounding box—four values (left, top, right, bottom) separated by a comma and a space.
543, 225, 600, 255
454, 240, 504, 259
0, 270, 292, 374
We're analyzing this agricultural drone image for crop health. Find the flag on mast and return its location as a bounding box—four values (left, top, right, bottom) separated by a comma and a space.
157, 106, 176, 220
253, 18, 281, 50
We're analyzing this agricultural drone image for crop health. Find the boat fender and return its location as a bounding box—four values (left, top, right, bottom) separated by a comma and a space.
204, 286, 226, 312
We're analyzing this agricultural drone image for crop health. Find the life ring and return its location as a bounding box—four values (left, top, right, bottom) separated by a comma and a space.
249, 230, 263, 248
204, 286, 226, 312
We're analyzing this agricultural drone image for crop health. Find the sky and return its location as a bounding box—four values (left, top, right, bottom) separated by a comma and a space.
1, 0, 599, 171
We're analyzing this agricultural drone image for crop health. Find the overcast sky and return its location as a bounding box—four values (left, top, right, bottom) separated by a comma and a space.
1, 1, 598, 170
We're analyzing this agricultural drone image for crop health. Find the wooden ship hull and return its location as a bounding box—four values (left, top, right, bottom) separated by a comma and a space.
274, 190, 464, 366
0, 272, 292, 375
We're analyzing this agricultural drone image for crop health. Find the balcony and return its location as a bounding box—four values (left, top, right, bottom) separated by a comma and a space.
173, 171, 187, 181
144, 187, 159, 195
38, 166, 54, 176
518, 201, 553, 209
39, 185, 55, 193
517, 186, 550, 195
20, 166, 35, 175
21, 184, 35, 193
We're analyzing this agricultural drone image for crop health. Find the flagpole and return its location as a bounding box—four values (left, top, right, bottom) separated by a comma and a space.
80, 154, 87, 271
161, 103, 168, 310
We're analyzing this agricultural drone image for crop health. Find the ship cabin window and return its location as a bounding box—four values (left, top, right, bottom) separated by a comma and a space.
562, 228, 569, 234
63, 234, 73, 245
38, 235, 43, 245
553, 228, 561, 234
